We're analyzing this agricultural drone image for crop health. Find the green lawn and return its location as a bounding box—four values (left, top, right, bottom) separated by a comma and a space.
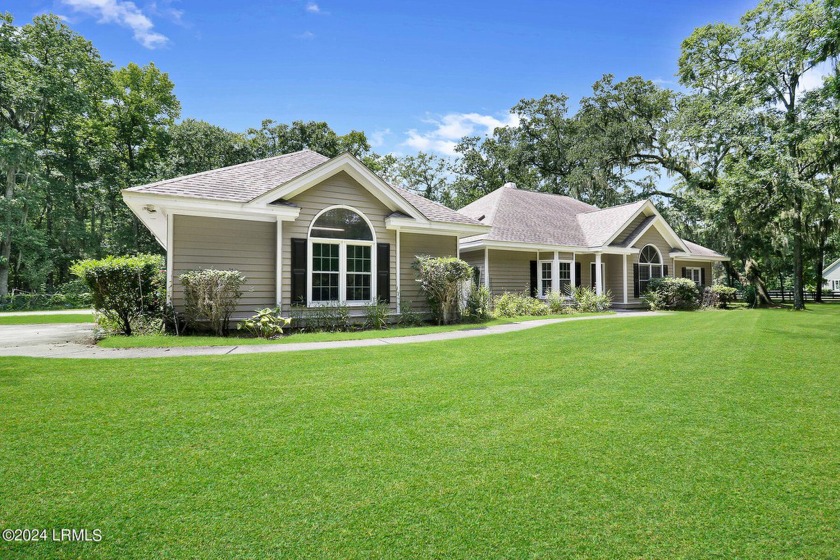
98, 313, 599, 348
0, 312, 93, 325
1, 307, 837, 559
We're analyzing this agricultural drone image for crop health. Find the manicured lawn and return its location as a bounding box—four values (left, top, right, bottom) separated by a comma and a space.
0, 312, 93, 325
1, 306, 837, 559
98, 313, 599, 348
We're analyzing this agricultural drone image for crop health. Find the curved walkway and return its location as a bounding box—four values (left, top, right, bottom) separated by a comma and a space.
0, 311, 663, 360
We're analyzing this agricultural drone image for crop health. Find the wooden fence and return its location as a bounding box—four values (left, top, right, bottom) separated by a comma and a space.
766, 290, 840, 302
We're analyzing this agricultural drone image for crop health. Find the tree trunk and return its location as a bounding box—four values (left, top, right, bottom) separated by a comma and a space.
815, 221, 827, 303
726, 259, 773, 306
792, 196, 805, 310
779, 273, 785, 303
0, 166, 16, 297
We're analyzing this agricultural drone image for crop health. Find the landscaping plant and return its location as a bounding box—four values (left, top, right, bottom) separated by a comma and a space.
571, 287, 612, 312
180, 269, 246, 336
364, 300, 390, 330
710, 284, 738, 309
414, 256, 473, 324
465, 284, 492, 321
643, 277, 699, 311
238, 308, 291, 339
493, 292, 549, 317
71, 254, 165, 335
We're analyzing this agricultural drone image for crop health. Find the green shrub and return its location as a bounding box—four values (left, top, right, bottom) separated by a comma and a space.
0, 280, 93, 311
493, 291, 549, 317
180, 269, 246, 336
413, 256, 473, 324
238, 308, 291, 339
547, 290, 577, 314
397, 299, 424, 327
290, 303, 351, 332
711, 284, 738, 308
465, 285, 492, 322
71, 254, 165, 335
364, 299, 390, 330
571, 287, 612, 313
644, 277, 699, 311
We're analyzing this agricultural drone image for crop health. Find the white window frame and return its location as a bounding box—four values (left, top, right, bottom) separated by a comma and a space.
686, 267, 702, 286
537, 259, 573, 298
638, 244, 663, 294
307, 205, 377, 307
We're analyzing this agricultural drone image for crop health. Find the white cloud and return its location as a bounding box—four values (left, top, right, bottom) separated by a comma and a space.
60, 0, 168, 48
369, 128, 391, 148
294, 30, 316, 40
306, 2, 327, 14
402, 112, 520, 156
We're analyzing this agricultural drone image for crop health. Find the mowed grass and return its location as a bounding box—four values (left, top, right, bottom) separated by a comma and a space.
98, 313, 606, 348
0, 307, 837, 559
0, 312, 93, 325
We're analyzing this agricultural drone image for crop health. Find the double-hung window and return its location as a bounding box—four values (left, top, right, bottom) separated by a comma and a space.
309, 207, 375, 305
638, 245, 663, 294
539, 261, 553, 297
686, 267, 702, 286
538, 259, 573, 297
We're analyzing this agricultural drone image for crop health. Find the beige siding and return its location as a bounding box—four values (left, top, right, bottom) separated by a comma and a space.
172, 215, 276, 316
632, 226, 677, 276
488, 249, 534, 295
399, 232, 458, 312
280, 171, 397, 314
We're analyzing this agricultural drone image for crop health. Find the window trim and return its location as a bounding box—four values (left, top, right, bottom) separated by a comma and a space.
537, 259, 572, 298
307, 205, 377, 307
638, 244, 664, 294
686, 266, 702, 286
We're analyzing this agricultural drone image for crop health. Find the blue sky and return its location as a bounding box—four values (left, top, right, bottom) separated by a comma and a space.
9, 0, 758, 155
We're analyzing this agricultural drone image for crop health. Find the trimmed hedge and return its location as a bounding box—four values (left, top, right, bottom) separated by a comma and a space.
644, 277, 700, 311
71, 254, 165, 335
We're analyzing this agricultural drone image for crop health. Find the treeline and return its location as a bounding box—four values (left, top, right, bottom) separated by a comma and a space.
2, 1, 840, 310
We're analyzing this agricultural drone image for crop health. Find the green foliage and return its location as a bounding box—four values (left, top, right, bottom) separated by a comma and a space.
465, 284, 492, 322
742, 285, 759, 308
290, 303, 351, 333
397, 298, 424, 327
70, 254, 165, 335
710, 285, 738, 308
238, 308, 291, 339
179, 269, 246, 336
413, 256, 474, 324
644, 277, 699, 311
493, 291, 549, 317
363, 300, 390, 330
569, 287, 612, 313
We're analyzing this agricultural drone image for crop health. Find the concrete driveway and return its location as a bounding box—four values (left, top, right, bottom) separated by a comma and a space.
0, 322, 95, 354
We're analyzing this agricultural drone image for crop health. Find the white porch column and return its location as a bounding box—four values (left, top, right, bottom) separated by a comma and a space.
570, 252, 576, 290
484, 247, 490, 290
623, 253, 628, 304
275, 217, 283, 308
165, 212, 174, 305
595, 252, 603, 296
552, 251, 560, 293
396, 229, 401, 314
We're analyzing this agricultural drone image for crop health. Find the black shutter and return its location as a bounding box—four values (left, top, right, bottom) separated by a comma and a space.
529, 260, 538, 297
575, 262, 582, 287
701, 267, 706, 286
682, 266, 687, 278
633, 263, 639, 298
291, 238, 307, 305
664, 265, 669, 277
377, 243, 390, 303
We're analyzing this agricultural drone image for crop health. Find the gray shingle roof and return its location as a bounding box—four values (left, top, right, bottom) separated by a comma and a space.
126, 150, 331, 203
126, 150, 482, 227
458, 184, 724, 257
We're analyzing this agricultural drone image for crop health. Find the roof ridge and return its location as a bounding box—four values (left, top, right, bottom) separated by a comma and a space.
127, 149, 325, 191
580, 198, 647, 215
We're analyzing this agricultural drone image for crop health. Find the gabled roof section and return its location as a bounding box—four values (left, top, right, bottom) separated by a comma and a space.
677, 240, 727, 258
824, 257, 840, 275
125, 150, 329, 202
394, 186, 483, 226
577, 200, 648, 247
458, 184, 598, 246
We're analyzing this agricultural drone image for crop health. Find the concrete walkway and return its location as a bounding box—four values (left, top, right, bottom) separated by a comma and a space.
0, 311, 663, 360
0, 308, 93, 316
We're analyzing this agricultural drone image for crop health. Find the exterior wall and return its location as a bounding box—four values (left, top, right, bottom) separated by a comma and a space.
171, 214, 276, 317
399, 232, 458, 313
823, 261, 840, 290
280, 171, 397, 314
488, 249, 533, 295
631, 225, 677, 275
673, 259, 713, 289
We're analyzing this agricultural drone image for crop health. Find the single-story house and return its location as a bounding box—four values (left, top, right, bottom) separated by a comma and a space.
123, 150, 488, 319
823, 257, 840, 292
124, 150, 728, 318
457, 182, 729, 308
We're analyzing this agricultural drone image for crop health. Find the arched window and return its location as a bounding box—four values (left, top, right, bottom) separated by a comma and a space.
638, 244, 663, 294
308, 207, 375, 304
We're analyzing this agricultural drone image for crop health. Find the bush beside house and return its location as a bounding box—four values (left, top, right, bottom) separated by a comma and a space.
644, 277, 700, 311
